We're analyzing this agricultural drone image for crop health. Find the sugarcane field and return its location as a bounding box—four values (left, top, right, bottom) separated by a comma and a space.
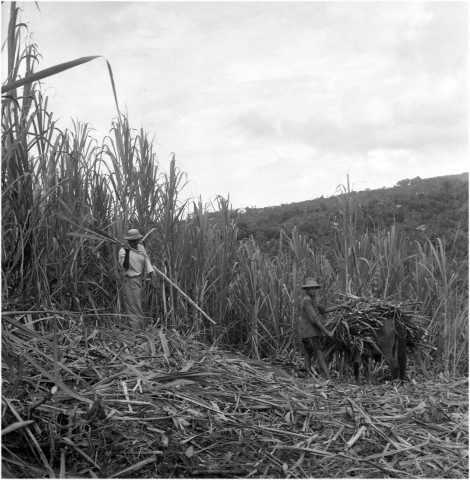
1, 3, 469, 479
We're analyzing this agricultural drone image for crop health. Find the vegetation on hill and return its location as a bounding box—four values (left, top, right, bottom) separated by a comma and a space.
236, 173, 469, 261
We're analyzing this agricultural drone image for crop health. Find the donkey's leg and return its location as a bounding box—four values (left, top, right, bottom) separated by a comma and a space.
377, 317, 399, 380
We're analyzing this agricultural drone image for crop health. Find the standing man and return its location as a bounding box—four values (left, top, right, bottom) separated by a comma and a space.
299, 278, 349, 381
119, 228, 157, 330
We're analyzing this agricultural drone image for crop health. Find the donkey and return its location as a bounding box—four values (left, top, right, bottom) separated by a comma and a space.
353, 314, 407, 384
327, 314, 407, 384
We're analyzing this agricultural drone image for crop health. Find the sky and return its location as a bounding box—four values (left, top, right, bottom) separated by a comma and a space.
2, 1, 469, 209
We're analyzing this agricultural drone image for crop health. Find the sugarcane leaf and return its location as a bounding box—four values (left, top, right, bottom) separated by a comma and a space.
2, 56, 120, 115
2, 56, 101, 93
2, 420, 35, 436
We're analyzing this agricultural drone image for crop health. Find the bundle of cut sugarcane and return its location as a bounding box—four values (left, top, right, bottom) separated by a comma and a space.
323, 296, 428, 358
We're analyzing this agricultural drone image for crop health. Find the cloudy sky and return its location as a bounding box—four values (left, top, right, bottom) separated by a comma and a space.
2, 1, 468, 208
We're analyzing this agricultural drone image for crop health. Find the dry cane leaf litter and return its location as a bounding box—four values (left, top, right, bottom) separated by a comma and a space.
1, 320, 468, 479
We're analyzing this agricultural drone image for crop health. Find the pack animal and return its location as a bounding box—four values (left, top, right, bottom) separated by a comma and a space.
327, 315, 407, 384
353, 315, 407, 384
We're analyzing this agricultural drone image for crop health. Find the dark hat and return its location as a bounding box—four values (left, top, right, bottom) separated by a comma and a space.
301, 278, 321, 289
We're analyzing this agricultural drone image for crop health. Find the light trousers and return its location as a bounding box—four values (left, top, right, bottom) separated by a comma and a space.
122, 275, 145, 330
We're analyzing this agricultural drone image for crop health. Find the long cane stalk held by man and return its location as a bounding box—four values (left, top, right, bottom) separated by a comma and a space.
64, 220, 216, 327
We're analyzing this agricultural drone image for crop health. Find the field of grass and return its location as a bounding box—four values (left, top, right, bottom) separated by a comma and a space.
2, 4, 468, 478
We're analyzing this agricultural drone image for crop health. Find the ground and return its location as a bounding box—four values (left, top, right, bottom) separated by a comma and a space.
2, 323, 468, 478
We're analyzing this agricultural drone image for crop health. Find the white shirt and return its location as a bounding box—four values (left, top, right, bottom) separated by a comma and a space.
118, 244, 154, 278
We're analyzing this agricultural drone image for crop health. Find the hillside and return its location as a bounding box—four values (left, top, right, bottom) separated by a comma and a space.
236, 173, 469, 257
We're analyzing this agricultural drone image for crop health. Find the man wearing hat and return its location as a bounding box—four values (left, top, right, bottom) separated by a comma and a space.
299, 278, 349, 381
118, 229, 158, 330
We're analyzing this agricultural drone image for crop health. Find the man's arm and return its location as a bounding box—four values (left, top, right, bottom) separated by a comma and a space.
122, 245, 130, 270
321, 302, 350, 314
118, 247, 130, 271
140, 245, 158, 288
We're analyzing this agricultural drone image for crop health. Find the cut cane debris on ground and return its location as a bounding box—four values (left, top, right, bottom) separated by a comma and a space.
2, 321, 468, 479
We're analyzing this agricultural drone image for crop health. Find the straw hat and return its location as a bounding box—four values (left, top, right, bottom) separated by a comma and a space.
124, 229, 143, 241
301, 278, 322, 289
